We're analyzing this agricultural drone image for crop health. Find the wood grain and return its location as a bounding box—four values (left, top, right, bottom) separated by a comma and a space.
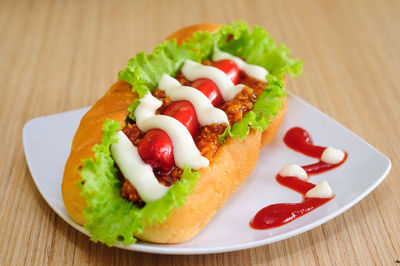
1, 0, 399, 265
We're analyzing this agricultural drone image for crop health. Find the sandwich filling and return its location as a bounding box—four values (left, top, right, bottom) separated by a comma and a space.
78, 21, 303, 246
112, 55, 272, 207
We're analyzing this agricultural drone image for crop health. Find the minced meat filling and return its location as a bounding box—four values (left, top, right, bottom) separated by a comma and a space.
196, 123, 227, 160
122, 124, 143, 146
121, 179, 145, 207
119, 66, 268, 206
152, 89, 172, 114
221, 86, 255, 125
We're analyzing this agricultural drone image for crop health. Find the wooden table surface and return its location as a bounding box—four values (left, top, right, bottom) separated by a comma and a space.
1, 0, 399, 265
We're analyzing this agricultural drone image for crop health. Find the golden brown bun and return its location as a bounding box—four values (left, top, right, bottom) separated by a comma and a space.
166, 24, 221, 45
62, 81, 135, 224
62, 24, 286, 242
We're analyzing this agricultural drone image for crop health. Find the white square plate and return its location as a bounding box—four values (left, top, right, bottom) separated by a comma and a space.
23, 92, 391, 254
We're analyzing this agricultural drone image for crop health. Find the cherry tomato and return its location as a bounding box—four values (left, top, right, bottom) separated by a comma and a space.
213, 59, 240, 85
138, 100, 200, 173
191, 78, 223, 107
163, 100, 199, 138
137, 129, 174, 174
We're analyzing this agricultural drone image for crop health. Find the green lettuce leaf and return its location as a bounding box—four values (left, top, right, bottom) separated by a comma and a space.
120, 21, 302, 97
79, 21, 303, 246
228, 75, 286, 140
80, 119, 200, 246
214, 22, 304, 78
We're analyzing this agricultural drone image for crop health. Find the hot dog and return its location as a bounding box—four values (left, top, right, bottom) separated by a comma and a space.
62, 22, 303, 245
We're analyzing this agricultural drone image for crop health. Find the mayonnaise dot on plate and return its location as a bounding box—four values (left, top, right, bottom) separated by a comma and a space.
321, 146, 345, 164
305, 181, 334, 198
278, 164, 308, 180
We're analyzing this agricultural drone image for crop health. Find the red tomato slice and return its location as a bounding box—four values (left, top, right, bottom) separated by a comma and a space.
137, 129, 174, 174
191, 78, 223, 107
213, 59, 240, 85
163, 100, 200, 138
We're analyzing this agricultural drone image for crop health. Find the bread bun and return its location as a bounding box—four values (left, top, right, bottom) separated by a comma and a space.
62, 24, 286, 243
62, 81, 135, 225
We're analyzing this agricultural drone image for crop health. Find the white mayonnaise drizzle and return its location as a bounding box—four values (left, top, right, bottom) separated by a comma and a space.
212, 46, 268, 82
305, 181, 334, 198
181, 60, 245, 102
135, 92, 209, 170
158, 74, 229, 126
111, 49, 270, 202
321, 147, 345, 164
278, 164, 308, 181
110, 131, 170, 202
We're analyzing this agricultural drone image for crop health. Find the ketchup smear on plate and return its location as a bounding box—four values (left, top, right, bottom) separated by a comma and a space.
250, 127, 348, 230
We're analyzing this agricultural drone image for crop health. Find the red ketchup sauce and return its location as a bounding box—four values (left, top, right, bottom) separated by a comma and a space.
250, 127, 347, 230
